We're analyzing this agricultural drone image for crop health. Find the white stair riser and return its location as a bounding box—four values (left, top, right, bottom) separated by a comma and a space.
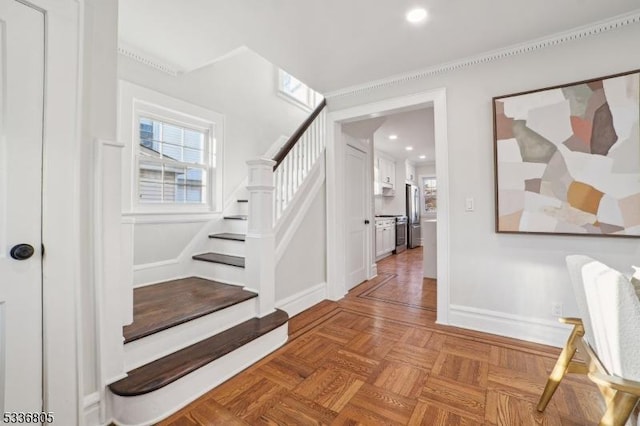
207, 238, 246, 257
123, 297, 258, 371
222, 219, 248, 234
231, 202, 249, 216
110, 324, 288, 426
191, 260, 246, 287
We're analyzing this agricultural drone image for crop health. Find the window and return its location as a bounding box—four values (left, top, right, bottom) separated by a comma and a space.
137, 118, 210, 204
118, 80, 224, 214
278, 69, 321, 110
422, 177, 437, 213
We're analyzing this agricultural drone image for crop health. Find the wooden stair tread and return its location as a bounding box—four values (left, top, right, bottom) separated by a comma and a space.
209, 233, 246, 241
123, 277, 256, 343
110, 309, 289, 396
223, 215, 248, 220
193, 252, 245, 268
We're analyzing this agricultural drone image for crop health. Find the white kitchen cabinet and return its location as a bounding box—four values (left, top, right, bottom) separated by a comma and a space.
383, 224, 395, 253
373, 155, 381, 196
375, 225, 385, 257
375, 218, 396, 260
378, 156, 395, 189
405, 160, 416, 184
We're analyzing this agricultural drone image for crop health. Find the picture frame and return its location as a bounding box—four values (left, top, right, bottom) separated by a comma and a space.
493, 69, 640, 237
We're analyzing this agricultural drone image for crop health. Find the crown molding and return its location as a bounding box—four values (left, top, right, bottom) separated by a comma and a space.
117, 45, 181, 77
325, 10, 640, 100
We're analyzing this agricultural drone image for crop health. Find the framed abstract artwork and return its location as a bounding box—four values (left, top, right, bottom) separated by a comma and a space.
493, 70, 640, 237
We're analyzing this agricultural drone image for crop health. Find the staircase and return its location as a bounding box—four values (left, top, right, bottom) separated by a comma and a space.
107, 100, 327, 426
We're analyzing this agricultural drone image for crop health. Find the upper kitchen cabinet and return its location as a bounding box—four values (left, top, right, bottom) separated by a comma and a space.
405, 160, 416, 185
378, 155, 395, 189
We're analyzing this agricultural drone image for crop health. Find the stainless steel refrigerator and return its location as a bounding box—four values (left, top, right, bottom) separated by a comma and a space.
406, 184, 421, 248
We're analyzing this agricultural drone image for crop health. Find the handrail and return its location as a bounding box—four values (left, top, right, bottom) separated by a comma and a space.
272, 98, 327, 170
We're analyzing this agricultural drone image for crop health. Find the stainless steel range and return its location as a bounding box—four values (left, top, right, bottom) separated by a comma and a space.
376, 215, 408, 254
394, 216, 408, 254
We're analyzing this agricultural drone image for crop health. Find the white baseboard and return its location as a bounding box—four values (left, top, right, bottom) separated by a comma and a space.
83, 392, 104, 426
369, 264, 378, 280
133, 258, 183, 288
448, 304, 571, 348
276, 282, 327, 318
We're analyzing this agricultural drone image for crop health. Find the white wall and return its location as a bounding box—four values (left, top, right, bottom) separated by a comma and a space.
416, 163, 435, 178
275, 184, 327, 301
328, 24, 640, 332
133, 222, 206, 265
118, 49, 309, 269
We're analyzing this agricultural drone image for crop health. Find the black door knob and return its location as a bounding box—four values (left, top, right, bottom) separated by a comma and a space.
364, 219, 370, 224
10, 244, 35, 260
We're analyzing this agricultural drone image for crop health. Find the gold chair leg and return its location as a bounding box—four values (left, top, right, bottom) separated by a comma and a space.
537, 321, 584, 412
599, 391, 639, 426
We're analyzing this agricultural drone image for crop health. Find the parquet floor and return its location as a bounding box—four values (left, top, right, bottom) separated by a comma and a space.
159, 247, 616, 425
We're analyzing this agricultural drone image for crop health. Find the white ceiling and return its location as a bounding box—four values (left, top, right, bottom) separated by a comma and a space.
342, 107, 435, 165
119, 1, 640, 93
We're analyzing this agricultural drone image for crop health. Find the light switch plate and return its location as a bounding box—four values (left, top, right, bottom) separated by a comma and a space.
465, 197, 474, 212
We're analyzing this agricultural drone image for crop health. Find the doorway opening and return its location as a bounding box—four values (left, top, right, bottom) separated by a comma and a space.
326, 88, 449, 324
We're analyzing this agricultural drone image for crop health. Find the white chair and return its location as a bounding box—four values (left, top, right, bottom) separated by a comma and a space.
537, 255, 640, 426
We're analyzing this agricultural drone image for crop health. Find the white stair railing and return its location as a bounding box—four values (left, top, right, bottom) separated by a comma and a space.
245, 99, 327, 316
273, 100, 327, 222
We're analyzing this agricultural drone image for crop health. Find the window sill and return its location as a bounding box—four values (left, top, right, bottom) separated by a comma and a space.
122, 210, 221, 224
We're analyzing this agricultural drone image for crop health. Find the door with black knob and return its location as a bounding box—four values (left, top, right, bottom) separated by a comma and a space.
0, 0, 44, 413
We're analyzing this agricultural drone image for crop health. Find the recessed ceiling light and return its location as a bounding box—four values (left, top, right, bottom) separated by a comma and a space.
406, 8, 427, 23
419, 155, 426, 159
405, 146, 413, 151
389, 134, 398, 140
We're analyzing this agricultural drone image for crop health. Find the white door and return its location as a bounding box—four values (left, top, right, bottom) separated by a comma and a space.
0, 0, 44, 413
345, 144, 368, 289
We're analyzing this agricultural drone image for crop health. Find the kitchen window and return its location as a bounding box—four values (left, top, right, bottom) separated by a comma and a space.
422, 177, 437, 213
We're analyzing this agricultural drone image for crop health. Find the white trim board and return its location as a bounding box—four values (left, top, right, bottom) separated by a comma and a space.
133, 259, 183, 288
83, 392, 104, 426
325, 88, 451, 325
30, 0, 84, 424
448, 305, 571, 348
276, 282, 327, 318
325, 10, 640, 99
118, 44, 180, 77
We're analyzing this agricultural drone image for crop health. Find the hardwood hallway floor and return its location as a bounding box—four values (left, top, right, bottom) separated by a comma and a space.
160, 247, 606, 425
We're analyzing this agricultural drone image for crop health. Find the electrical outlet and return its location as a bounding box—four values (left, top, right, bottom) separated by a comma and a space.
551, 302, 563, 317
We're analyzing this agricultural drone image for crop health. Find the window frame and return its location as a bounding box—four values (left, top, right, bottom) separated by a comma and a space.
119, 81, 224, 215
277, 68, 319, 111
421, 175, 437, 215
135, 108, 212, 206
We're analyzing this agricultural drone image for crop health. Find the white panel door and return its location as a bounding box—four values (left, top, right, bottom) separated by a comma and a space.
0, 0, 44, 413
345, 144, 367, 289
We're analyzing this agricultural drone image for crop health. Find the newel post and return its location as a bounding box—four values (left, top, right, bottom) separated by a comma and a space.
245, 158, 277, 317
